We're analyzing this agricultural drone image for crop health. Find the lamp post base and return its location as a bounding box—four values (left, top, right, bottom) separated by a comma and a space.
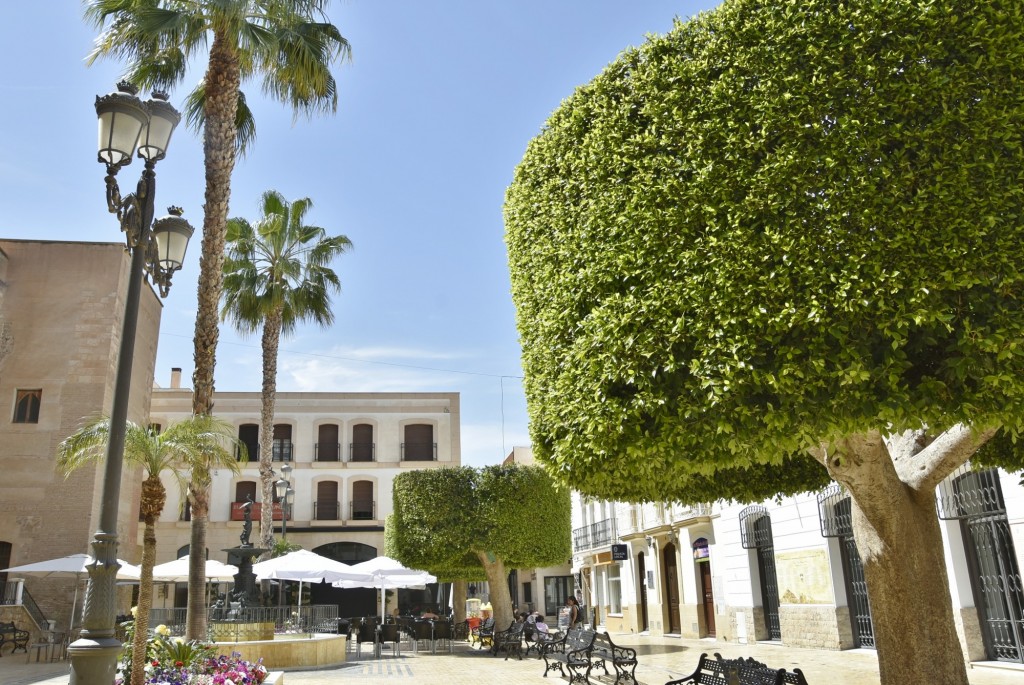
68, 636, 121, 685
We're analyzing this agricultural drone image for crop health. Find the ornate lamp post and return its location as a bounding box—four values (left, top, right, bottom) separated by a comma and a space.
275, 463, 294, 539
69, 82, 193, 685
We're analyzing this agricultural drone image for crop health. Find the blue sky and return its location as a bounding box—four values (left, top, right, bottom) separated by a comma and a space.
0, 1, 719, 467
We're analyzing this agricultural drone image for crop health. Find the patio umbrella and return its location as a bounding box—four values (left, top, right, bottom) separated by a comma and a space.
332, 556, 437, 619
151, 555, 237, 582
0, 553, 142, 631
252, 549, 367, 608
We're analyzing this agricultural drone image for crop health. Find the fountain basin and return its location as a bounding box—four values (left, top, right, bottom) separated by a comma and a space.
210, 632, 347, 670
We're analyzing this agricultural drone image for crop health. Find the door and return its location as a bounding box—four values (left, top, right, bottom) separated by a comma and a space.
663, 542, 682, 634
954, 470, 1024, 662
638, 552, 649, 632
699, 561, 715, 636
753, 516, 782, 640
835, 499, 875, 648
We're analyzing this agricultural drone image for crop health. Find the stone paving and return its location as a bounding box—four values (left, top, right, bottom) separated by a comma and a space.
5, 633, 1024, 685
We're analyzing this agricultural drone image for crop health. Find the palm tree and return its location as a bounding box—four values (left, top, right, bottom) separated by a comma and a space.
57, 415, 241, 685
222, 190, 351, 550
84, 0, 350, 640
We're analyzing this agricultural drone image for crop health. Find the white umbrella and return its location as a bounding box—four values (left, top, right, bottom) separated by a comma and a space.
151, 555, 237, 582
1, 553, 142, 631
253, 549, 367, 609
332, 556, 437, 619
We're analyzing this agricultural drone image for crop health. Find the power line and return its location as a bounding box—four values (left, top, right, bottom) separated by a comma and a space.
159, 331, 525, 380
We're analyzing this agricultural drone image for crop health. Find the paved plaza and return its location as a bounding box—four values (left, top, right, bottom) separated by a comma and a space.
4, 633, 1024, 685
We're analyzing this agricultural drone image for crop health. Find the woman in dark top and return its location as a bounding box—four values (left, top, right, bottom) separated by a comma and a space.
566, 596, 582, 627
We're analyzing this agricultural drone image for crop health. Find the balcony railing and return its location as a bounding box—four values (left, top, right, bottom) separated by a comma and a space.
314, 500, 340, 521
349, 441, 375, 462
231, 501, 285, 521
401, 442, 437, 461
272, 441, 293, 462
350, 499, 376, 521
315, 441, 341, 462
572, 518, 615, 552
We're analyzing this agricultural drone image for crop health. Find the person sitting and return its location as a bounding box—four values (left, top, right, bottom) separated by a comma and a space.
534, 616, 549, 633
420, 610, 440, 620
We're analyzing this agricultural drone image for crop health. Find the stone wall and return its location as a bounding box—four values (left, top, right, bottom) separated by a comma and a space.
778, 604, 848, 650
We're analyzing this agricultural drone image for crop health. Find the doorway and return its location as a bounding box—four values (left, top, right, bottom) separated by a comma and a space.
638, 552, 649, 632
699, 561, 716, 636
662, 542, 681, 634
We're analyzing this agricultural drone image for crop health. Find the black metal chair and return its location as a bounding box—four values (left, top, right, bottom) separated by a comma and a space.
411, 620, 434, 653
353, 618, 378, 659
431, 620, 453, 654
377, 622, 402, 658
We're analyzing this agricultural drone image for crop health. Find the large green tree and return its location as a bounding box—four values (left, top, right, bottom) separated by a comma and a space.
222, 190, 351, 551
56, 415, 240, 685
505, 1, 1024, 683
85, 0, 350, 640
387, 465, 571, 630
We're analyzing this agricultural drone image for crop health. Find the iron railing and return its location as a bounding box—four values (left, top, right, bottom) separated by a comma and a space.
272, 441, 293, 462
350, 499, 376, 521
149, 604, 340, 639
401, 442, 436, 461
349, 441, 375, 462
572, 518, 615, 552
314, 500, 340, 520
936, 463, 1005, 520
315, 441, 341, 462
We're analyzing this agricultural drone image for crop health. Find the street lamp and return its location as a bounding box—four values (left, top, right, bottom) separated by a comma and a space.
275, 463, 294, 539
69, 82, 193, 685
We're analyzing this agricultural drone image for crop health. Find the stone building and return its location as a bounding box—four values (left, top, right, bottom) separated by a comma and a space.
149, 377, 461, 616
0, 239, 161, 633
572, 466, 1024, 665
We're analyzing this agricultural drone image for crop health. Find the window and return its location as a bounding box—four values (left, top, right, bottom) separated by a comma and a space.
351, 480, 374, 520
316, 481, 339, 520
523, 582, 533, 604
235, 481, 257, 503
351, 424, 374, 462
545, 575, 575, 620
402, 424, 435, 461
608, 563, 622, 614
238, 424, 259, 462
13, 389, 40, 423
316, 424, 340, 462
272, 424, 293, 462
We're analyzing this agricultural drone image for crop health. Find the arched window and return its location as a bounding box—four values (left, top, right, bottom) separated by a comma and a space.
351, 481, 375, 520
351, 424, 374, 462
238, 424, 259, 462
316, 424, 340, 462
402, 424, 435, 461
316, 481, 339, 520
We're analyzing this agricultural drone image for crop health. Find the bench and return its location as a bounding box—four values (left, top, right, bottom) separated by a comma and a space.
471, 617, 496, 649
0, 622, 30, 656
542, 627, 596, 684
492, 621, 526, 660
525, 624, 559, 658
590, 632, 638, 684
667, 653, 809, 685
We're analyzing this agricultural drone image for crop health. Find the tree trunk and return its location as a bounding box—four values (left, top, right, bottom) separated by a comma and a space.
477, 552, 514, 632
191, 30, 241, 419
258, 309, 283, 551
188, 28, 241, 641
822, 431, 981, 685
129, 515, 158, 685
452, 580, 467, 623
185, 486, 210, 642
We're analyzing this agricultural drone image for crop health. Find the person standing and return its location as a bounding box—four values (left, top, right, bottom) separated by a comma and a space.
566, 596, 582, 627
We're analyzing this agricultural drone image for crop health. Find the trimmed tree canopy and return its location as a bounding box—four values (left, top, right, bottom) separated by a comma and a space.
387, 465, 571, 579
505, 0, 1024, 503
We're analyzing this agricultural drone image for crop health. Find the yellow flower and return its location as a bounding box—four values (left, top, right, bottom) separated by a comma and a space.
130, 606, 138, 618
154, 624, 170, 636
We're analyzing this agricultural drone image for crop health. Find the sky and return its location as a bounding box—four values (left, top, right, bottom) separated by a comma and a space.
0, 0, 720, 468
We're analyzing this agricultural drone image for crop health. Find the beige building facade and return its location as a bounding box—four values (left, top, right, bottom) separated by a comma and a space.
149, 380, 461, 615
0, 239, 161, 633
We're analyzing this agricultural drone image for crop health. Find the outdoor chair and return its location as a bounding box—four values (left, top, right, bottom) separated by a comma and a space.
378, 622, 402, 658
431, 619, 453, 654
452, 619, 470, 641
353, 618, 378, 659
412, 620, 434, 653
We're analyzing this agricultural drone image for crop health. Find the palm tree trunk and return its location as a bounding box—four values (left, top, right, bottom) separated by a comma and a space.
259, 308, 283, 551
185, 486, 211, 642
191, 30, 241, 418
188, 28, 241, 641
130, 516, 158, 685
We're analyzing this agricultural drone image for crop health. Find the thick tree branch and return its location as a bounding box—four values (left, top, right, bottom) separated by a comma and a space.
905, 423, 998, 492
